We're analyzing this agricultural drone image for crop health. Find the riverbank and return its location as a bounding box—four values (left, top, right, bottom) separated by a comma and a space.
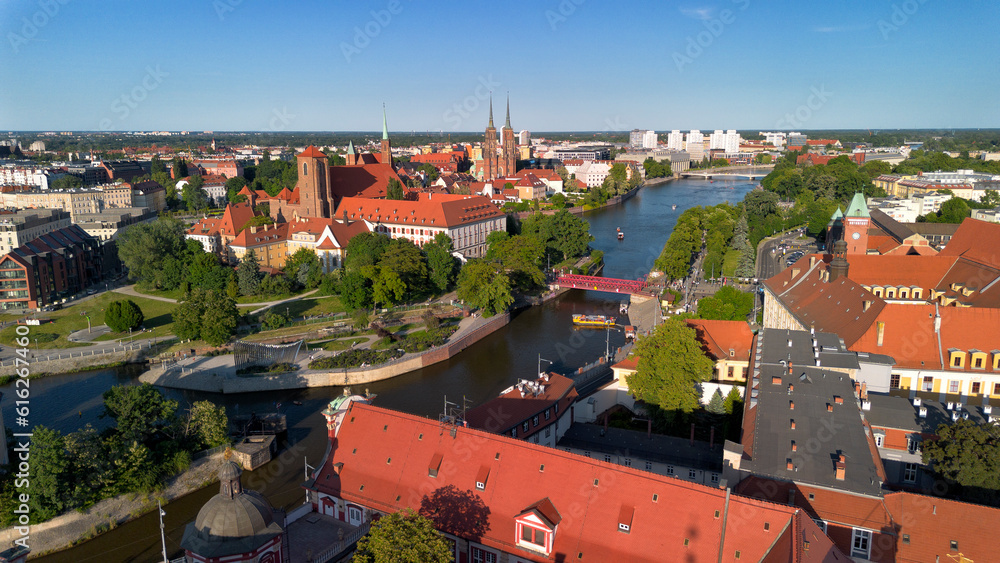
0, 451, 227, 559
514, 176, 673, 220
0, 338, 173, 378
141, 311, 512, 393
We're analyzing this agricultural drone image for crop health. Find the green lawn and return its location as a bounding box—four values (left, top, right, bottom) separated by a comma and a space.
722, 249, 740, 277
132, 286, 186, 301
0, 293, 178, 349
316, 337, 368, 351
282, 296, 347, 318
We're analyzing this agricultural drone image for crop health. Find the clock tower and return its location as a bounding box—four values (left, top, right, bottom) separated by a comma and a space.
842, 192, 870, 255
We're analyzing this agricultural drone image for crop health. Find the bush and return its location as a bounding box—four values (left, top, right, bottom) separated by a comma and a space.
309, 348, 403, 369
171, 450, 192, 473
105, 299, 144, 332
260, 310, 288, 331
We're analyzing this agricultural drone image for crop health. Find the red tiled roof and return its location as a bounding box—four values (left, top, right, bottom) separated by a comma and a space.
938, 217, 1000, 268
297, 145, 326, 158
464, 374, 577, 438
186, 202, 259, 238
230, 222, 289, 248
328, 163, 405, 200
335, 193, 503, 228
311, 402, 845, 563
685, 319, 754, 361
884, 492, 1000, 563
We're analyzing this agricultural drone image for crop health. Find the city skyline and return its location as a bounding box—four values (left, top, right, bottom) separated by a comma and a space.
2, 0, 999, 132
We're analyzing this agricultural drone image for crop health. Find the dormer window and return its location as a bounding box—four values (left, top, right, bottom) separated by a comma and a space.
515, 498, 560, 555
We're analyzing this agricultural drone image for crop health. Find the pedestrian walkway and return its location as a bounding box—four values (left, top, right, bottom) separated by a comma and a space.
112, 284, 320, 310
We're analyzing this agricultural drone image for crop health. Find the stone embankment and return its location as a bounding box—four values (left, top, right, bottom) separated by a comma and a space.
142, 313, 511, 393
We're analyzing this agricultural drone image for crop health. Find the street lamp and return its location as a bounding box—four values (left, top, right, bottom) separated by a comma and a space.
538, 354, 553, 378
605, 324, 623, 362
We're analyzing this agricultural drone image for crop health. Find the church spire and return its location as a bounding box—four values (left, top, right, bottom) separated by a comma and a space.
505, 93, 511, 129
488, 94, 494, 129
382, 104, 389, 140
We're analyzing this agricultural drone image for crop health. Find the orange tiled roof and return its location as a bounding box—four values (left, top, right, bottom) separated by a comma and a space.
230, 222, 289, 248
884, 492, 1000, 563
311, 402, 845, 563
335, 193, 503, 228
685, 319, 754, 362
329, 163, 405, 200
297, 145, 326, 158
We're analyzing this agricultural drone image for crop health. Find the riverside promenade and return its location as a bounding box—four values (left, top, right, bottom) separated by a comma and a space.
141, 312, 510, 393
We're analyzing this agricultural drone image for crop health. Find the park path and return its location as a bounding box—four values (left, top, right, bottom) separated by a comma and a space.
111, 284, 320, 311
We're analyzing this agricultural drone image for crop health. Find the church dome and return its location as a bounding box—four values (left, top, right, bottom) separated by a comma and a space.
193, 488, 276, 539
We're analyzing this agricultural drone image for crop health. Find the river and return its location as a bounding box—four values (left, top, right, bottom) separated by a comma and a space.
3, 177, 755, 562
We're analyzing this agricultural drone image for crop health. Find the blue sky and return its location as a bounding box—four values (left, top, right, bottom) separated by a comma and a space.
1, 0, 998, 132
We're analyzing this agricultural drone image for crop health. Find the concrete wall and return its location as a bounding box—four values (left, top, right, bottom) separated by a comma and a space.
0, 345, 148, 377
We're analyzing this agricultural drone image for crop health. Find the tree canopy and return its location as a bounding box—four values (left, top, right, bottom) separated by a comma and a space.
630, 318, 714, 417
354, 509, 453, 563
104, 299, 144, 332
456, 259, 513, 317
922, 419, 1000, 507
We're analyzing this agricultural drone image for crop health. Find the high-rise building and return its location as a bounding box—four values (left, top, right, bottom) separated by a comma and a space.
629, 129, 645, 148
709, 130, 725, 150
642, 130, 658, 149
518, 129, 530, 146
667, 130, 684, 151
724, 130, 741, 154
685, 130, 704, 161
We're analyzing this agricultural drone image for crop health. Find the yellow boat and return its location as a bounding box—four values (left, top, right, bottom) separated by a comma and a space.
572, 314, 615, 327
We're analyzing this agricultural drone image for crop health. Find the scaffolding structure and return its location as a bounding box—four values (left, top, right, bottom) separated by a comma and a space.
234, 340, 303, 370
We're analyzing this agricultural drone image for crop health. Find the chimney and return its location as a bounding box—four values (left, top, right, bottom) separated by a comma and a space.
835, 459, 846, 480
250, 225, 257, 233
876, 321, 885, 346
860, 382, 868, 400
809, 256, 816, 268
863, 300, 872, 312
789, 400, 795, 410
788, 361, 793, 375
788, 339, 793, 348
834, 396, 844, 404
827, 403, 833, 412
786, 459, 794, 471
788, 383, 794, 394
934, 310, 941, 333
790, 419, 796, 430
791, 441, 797, 452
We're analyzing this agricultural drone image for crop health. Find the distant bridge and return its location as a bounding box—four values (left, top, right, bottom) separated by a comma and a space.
555, 275, 652, 296
681, 165, 774, 180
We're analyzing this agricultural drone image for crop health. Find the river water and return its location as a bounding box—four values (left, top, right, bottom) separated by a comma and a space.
5, 177, 754, 562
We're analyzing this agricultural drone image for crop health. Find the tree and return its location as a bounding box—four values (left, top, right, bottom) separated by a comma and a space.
378, 238, 429, 297
64, 424, 116, 506
26, 426, 69, 521
354, 508, 453, 563
225, 176, 248, 203
386, 178, 405, 200
200, 292, 239, 346
260, 309, 288, 331
236, 250, 262, 296
981, 189, 1000, 208
630, 319, 714, 417
424, 233, 458, 293
102, 383, 178, 444
707, 389, 726, 414
922, 419, 1000, 507
182, 175, 210, 211
938, 197, 971, 223
186, 401, 229, 449
186, 250, 230, 292
456, 260, 513, 317
735, 247, 755, 279
240, 215, 274, 231
51, 175, 83, 190
491, 235, 545, 290
174, 290, 208, 341
723, 386, 743, 415
117, 218, 189, 288
284, 247, 322, 289
416, 163, 439, 183
373, 268, 406, 306
151, 155, 166, 176
697, 286, 754, 321
112, 441, 159, 494
341, 270, 374, 310
104, 299, 144, 332
171, 156, 188, 178
344, 232, 391, 272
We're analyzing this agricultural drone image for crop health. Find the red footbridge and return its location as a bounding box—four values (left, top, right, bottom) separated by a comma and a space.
555, 275, 652, 296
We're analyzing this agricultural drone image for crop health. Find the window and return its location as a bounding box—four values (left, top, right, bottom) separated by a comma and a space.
972, 382, 981, 394
903, 463, 918, 483
953, 355, 962, 367
974, 357, 984, 368
521, 526, 546, 546
645, 461, 653, 471
544, 409, 550, 420
949, 380, 960, 394
471, 546, 497, 563
711, 473, 719, 484
907, 437, 919, 454
689, 469, 697, 480
851, 529, 872, 559
890, 373, 901, 389
623, 458, 632, 467
604, 454, 612, 463
544, 427, 551, 438
522, 421, 529, 432
995, 382, 1000, 396
511, 428, 517, 438
875, 434, 884, 447
303, 163, 308, 176
814, 519, 827, 533
532, 416, 539, 427
666, 465, 674, 475
923, 376, 934, 392
584, 451, 591, 458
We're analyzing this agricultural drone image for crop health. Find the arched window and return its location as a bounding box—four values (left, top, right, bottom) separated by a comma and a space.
303, 163, 308, 176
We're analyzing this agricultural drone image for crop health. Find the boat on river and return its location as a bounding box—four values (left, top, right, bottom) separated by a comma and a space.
617, 227, 624, 240
672, 204, 677, 210
572, 314, 615, 327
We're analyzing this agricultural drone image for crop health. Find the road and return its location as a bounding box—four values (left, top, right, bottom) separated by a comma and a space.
755, 229, 819, 281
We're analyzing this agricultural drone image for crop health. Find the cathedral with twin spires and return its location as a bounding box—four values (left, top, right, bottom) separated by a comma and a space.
478, 94, 518, 181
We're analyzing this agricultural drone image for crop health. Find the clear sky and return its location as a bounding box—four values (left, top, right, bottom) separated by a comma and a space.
2, 0, 998, 132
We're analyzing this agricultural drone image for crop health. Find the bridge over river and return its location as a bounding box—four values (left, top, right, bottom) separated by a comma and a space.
680, 164, 774, 180
554, 274, 655, 296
